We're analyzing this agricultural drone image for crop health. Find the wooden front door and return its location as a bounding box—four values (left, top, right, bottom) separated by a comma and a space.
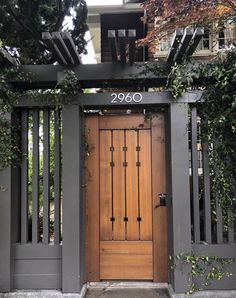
86, 113, 168, 282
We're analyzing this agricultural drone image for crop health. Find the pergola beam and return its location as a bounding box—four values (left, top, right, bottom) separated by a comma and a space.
108, 30, 118, 63
128, 29, 136, 64
9, 62, 168, 89
42, 32, 81, 66
108, 29, 137, 64
167, 29, 184, 64
0, 48, 19, 66
185, 28, 204, 57
51, 32, 74, 65
42, 32, 66, 65
174, 28, 194, 63
118, 29, 126, 64
61, 32, 81, 65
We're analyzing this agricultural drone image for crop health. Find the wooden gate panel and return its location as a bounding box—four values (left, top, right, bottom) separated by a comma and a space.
126, 130, 139, 241
100, 131, 113, 241
113, 130, 126, 240
100, 241, 153, 280
87, 113, 167, 282
139, 130, 152, 241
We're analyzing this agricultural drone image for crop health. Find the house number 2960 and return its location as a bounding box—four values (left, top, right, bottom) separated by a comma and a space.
111, 93, 143, 103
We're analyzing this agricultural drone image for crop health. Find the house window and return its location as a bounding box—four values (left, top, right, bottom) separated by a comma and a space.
218, 24, 236, 49
159, 34, 173, 52
196, 28, 210, 51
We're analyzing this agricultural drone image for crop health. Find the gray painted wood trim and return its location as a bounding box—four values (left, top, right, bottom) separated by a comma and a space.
10, 62, 167, 89
11, 111, 21, 244
193, 261, 236, 290
21, 109, 29, 244
216, 197, 223, 244
43, 109, 50, 244
169, 103, 192, 293
0, 167, 12, 292
32, 109, 39, 244
13, 244, 62, 259
192, 244, 236, 258
202, 140, 212, 243
191, 106, 200, 243
15, 91, 203, 107
228, 208, 234, 243
62, 105, 82, 293
54, 109, 61, 245
13, 274, 62, 290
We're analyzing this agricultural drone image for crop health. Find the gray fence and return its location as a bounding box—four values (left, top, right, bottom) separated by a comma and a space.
189, 105, 236, 290
13, 107, 62, 289
1, 97, 235, 293
189, 106, 236, 245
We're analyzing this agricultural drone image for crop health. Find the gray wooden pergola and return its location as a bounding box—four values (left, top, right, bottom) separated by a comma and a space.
1, 29, 236, 295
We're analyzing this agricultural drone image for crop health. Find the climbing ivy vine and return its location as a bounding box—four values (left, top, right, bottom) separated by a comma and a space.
0, 69, 80, 170
173, 253, 234, 295
168, 49, 236, 218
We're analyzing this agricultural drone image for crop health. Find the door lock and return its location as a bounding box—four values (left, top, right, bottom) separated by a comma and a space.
155, 193, 167, 208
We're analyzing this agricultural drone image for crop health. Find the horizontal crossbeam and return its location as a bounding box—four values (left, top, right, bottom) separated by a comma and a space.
15, 91, 203, 107
9, 62, 167, 89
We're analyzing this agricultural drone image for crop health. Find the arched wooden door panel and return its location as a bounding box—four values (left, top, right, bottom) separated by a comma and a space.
85, 114, 168, 282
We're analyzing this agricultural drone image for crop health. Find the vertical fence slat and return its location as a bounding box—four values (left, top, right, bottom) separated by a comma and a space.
54, 109, 61, 244
191, 107, 200, 243
202, 139, 212, 243
228, 207, 234, 243
43, 109, 50, 244
21, 109, 28, 244
32, 109, 39, 244
216, 198, 223, 243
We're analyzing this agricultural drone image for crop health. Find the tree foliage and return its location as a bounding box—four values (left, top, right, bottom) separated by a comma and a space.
0, 0, 88, 64
168, 49, 236, 216
141, 0, 236, 50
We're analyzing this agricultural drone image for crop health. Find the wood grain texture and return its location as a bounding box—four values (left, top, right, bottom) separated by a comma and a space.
126, 130, 139, 240
86, 113, 168, 282
100, 241, 153, 280
152, 113, 168, 282
85, 116, 100, 281
113, 131, 126, 240
99, 115, 150, 130
100, 130, 113, 241
139, 130, 152, 241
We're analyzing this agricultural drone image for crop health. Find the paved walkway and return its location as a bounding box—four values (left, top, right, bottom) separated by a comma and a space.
85, 288, 170, 298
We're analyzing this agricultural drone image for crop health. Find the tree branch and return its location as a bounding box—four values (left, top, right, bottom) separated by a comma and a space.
6, 4, 48, 53
6, 4, 35, 35
55, 0, 72, 31
222, 0, 236, 12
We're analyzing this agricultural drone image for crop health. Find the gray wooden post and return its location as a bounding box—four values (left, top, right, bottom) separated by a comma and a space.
62, 105, 85, 293
0, 167, 12, 292
169, 103, 192, 293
